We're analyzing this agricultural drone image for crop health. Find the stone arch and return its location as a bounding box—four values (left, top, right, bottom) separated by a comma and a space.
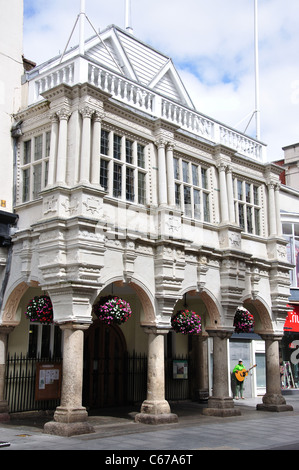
92, 275, 156, 326
1, 281, 29, 326
176, 286, 222, 330
243, 296, 274, 333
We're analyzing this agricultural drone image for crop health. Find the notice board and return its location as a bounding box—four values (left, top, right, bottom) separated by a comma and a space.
35, 363, 62, 401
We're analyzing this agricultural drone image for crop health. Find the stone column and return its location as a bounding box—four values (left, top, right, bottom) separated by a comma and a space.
203, 328, 241, 417
267, 182, 277, 236
226, 165, 235, 224
79, 106, 94, 184
135, 327, 178, 424
217, 162, 229, 223
0, 326, 13, 421
56, 108, 71, 185
192, 334, 209, 402
257, 334, 293, 412
47, 113, 59, 186
274, 183, 282, 236
166, 143, 175, 207
91, 111, 104, 185
156, 140, 168, 206
44, 322, 95, 436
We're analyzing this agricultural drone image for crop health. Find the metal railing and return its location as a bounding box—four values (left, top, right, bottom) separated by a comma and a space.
5, 353, 190, 413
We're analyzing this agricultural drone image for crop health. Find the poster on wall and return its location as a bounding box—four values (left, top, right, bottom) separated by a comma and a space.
173, 360, 188, 379
35, 363, 62, 401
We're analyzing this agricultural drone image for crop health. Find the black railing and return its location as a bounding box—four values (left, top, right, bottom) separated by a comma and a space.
5, 353, 190, 413
5, 353, 62, 414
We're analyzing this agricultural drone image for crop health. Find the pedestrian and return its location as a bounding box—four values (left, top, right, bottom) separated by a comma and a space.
233, 359, 246, 399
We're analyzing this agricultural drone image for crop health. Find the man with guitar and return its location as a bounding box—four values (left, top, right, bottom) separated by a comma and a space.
233, 359, 256, 399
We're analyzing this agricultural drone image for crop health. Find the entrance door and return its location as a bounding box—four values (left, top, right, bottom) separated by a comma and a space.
83, 320, 127, 408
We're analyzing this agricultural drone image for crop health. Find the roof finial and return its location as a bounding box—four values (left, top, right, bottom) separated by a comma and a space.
125, 0, 133, 34
79, 0, 86, 55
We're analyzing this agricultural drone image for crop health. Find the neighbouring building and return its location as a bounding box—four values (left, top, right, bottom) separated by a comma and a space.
0, 17, 294, 435
275, 143, 299, 390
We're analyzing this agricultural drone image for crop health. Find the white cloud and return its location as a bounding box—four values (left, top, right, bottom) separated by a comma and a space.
23, 0, 299, 161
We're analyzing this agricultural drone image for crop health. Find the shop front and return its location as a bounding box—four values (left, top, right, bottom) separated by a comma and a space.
282, 305, 299, 390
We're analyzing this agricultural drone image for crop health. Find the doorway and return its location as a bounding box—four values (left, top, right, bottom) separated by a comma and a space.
83, 320, 127, 408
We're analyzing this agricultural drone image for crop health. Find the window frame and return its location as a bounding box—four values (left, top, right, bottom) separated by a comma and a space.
21, 131, 51, 203
173, 156, 211, 222
234, 178, 261, 235
100, 130, 148, 206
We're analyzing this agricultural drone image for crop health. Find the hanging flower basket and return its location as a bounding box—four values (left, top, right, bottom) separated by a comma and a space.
25, 295, 53, 324
171, 309, 201, 335
93, 296, 132, 325
233, 307, 254, 333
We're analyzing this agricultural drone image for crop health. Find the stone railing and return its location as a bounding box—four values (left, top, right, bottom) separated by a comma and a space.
28, 57, 266, 162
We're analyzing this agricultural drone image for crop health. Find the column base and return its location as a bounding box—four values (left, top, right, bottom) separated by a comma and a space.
0, 401, 10, 422
43, 406, 95, 437
202, 397, 241, 417
135, 399, 178, 425
256, 393, 293, 412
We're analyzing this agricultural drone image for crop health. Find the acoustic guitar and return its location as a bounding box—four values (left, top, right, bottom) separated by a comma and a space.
235, 364, 256, 382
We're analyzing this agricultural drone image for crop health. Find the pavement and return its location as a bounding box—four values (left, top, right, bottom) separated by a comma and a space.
1, 395, 299, 454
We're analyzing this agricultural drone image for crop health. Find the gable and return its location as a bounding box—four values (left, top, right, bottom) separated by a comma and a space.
85, 26, 194, 108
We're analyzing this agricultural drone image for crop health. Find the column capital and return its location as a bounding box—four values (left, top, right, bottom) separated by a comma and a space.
205, 327, 234, 340
58, 322, 91, 332
259, 332, 283, 342
142, 325, 170, 336
56, 107, 71, 121
79, 106, 95, 119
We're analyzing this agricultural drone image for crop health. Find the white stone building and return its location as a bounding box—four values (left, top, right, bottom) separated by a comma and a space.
0, 21, 294, 435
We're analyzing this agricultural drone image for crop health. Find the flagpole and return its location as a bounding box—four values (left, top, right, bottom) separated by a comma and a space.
79, 0, 86, 55
254, 0, 261, 140
125, 0, 133, 34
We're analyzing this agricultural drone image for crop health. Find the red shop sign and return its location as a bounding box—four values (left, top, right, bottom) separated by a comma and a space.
284, 306, 299, 332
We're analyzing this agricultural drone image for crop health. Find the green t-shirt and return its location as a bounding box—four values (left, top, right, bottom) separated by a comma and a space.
233, 364, 246, 373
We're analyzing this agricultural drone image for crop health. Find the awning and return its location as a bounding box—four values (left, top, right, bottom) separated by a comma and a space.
284, 306, 299, 332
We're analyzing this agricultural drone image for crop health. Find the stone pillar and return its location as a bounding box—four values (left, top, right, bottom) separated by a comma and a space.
156, 140, 168, 206
166, 143, 175, 207
257, 334, 293, 412
44, 323, 95, 436
217, 162, 229, 223
274, 183, 282, 236
267, 182, 277, 236
56, 108, 71, 185
47, 114, 59, 186
203, 328, 241, 417
226, 165, 235, 223
91, 111, 104, 185
0, 326, 13, 421
79, 106, 94, 184
192, 334, 209, 402
135, 327, 178, 424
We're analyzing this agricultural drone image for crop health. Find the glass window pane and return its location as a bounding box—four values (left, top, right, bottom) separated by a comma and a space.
237, 180, 243, 200
23, 168, 30, 202
173, 158, 179, 180
175, 183, 180, 207
194, 189, 201, 219
182, 161, 189, 183
184, 186, 191, 216
113, 134, 122, 160
203, 192, 210, 222
138, 172, 146, 204
24, 140, 31, 164
113, 163, 122, 198
126, 139, 133, 164
246, 183, 251, 203
192, 164, 198, 186
126, 167, 134, 201
101, 130, 109, 155
137, 144, 145, 168
201, 168, 208, 189
100, 159, 109, 190
34, 135, 43, 161
33, 163, 42, 199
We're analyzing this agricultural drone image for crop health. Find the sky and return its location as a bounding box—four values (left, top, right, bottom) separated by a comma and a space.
23, 0, 299, 162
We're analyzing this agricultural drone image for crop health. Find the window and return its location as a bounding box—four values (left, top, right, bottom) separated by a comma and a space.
100, 130, 147, 205
283, 222, 299, 287
21, 132, 50, 203
28, 324, 62, 358
173, 157, 210, 221
234, 179, 261, 235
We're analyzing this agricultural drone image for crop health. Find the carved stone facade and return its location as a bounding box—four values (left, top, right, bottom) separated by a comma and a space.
0, 25, 294, 433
